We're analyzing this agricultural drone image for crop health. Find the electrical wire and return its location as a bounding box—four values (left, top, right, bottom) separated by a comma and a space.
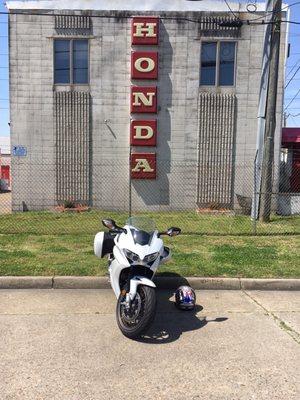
286, 59, 300, 78
223, 0, 240, 19
289, 115, 299, 125
0, 10, 239, 24
244, 1, 300, 22
284, 88, 300, 110
285, 65, 300, 88
221, 0, 300, 25
0, 9, 299, 26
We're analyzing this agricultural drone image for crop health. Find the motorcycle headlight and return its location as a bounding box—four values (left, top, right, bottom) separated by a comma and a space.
124, 249, 140, 262
144, 252, 159, 263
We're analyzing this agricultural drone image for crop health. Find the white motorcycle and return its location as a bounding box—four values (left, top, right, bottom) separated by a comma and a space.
94, 216, 181, 339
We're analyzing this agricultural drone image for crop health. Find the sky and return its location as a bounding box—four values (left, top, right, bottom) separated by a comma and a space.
0, 1, 300, 137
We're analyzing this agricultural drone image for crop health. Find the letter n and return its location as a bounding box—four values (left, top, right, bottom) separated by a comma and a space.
131, 86, 157, 113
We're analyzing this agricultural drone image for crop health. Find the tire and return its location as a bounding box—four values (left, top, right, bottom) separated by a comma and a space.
116, 285, 156, 339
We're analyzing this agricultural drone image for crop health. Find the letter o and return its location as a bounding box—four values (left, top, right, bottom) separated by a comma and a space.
134, 57, 155, 73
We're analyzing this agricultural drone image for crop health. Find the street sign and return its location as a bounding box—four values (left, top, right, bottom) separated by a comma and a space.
12, 146, 27, 157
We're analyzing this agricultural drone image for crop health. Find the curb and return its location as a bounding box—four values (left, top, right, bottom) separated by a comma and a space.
155, 277, 241, 290
0, 276, 299, 290
53, 276, 109, 289
0, 276, 53, 289
240, 278, 300, 291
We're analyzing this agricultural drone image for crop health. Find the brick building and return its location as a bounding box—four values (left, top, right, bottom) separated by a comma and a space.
6, 1, 288, 212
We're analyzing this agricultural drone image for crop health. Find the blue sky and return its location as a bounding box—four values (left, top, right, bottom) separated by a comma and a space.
0, 1, 299, 137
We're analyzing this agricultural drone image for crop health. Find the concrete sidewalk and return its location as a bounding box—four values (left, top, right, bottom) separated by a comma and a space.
0, 289, 299, 400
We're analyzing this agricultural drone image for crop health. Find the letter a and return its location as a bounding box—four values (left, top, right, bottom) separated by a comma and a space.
132, 159, 154, 173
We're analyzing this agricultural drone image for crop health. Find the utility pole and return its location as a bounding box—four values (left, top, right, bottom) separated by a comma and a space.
259, 0, 282, 222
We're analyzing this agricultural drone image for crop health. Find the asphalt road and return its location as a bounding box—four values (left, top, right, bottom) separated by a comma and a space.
0, 289, 299, 400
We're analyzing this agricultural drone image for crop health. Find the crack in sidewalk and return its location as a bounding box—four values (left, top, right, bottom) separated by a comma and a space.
243, 290, 300, 345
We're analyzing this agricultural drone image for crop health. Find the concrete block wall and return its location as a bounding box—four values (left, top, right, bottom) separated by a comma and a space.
9, 9, 287, 212
9, 13, 55, 211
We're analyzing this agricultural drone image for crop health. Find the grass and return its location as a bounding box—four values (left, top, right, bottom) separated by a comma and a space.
0, 210, 299, 235
0, 210, 299, 278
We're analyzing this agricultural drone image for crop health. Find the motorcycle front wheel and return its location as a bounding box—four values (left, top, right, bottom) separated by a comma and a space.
116, 285, 156, 339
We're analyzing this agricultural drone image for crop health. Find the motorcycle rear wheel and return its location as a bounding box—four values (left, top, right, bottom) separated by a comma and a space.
116, 285, 156, 339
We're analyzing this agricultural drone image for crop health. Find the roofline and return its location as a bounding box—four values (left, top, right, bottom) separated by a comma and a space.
5, 0, 268, 13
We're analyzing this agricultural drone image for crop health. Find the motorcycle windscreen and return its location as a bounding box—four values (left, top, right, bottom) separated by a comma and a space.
130, 229, 154, 246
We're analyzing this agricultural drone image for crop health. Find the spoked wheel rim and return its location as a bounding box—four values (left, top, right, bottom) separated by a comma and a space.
119, 290, 146, 328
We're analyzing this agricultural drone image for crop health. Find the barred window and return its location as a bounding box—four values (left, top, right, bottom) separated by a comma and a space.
200, 41, 236, 87
54, 39, 89, 84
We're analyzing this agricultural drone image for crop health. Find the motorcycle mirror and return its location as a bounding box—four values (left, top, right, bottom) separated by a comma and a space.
167, 227, 181, 237
102, 218, 117, 230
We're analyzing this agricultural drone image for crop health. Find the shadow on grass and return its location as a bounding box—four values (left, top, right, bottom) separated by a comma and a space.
138, 274, 228, 344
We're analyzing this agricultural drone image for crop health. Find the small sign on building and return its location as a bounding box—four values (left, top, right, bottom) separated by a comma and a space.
12, 145, 27, 157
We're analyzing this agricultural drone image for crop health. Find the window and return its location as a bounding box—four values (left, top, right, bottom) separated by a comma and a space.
219, 42, 236, 86
200, 42, 236, 86
200, 42, 217, 85
54, 39, 89, 84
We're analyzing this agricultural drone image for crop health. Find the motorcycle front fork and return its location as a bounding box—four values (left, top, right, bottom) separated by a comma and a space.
123, 266, 134, 309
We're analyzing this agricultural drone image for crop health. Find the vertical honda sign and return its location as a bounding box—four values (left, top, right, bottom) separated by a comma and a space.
130, 17, 159, 179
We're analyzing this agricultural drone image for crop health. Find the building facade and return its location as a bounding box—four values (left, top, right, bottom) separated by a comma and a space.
0, 136, 11, 191
279, 128, 300, 215
7, 1, 288, 212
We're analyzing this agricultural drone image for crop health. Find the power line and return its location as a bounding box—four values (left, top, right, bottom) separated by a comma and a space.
222, 0, 239, 19
285, 65, 300, 88
289, 115, 298, 125
222, 0, 300, 23
286, 59, 300, 78
284, 88, 300, 110
248, 1, 300, 21
0, 9, 300, 26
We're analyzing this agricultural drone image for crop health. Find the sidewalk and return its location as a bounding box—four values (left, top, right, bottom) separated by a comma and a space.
0, 289, 299, 399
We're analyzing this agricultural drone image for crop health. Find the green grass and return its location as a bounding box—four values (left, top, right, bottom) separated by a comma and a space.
0, 210, 299, 235
0, 210, 299, 277
0, 230, 299, 278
